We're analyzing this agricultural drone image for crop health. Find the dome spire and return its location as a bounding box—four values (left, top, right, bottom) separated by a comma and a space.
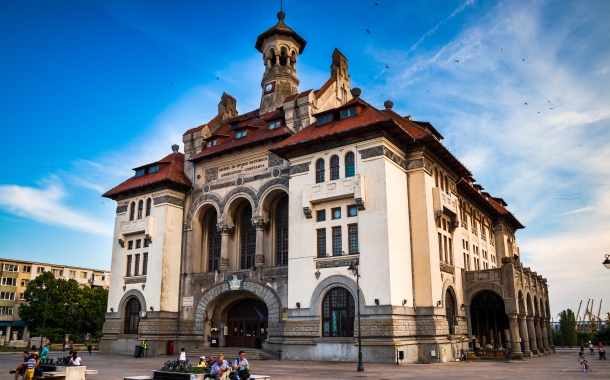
278, 0, 285, 22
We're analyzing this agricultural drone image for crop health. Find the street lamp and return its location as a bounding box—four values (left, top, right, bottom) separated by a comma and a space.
34, 285, 49, 350
603, 254, 610, 269
347, 260, 364, 372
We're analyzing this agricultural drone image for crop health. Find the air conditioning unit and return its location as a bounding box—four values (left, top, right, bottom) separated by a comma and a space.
140, 311, 147, 318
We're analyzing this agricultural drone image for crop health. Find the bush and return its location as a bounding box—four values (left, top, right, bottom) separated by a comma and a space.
553, 330, 564, 346
576, 330, 594, 345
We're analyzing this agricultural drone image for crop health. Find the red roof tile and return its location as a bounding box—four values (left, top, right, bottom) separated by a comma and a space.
189, 109, 290, 162
284, 89, 313, 102
315, 77, 336, 99
103, 153, 191, 199
183, 113, 223, 136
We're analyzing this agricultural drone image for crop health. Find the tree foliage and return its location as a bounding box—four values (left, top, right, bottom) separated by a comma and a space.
559, 309, 577, 346
18, 272, 108, 340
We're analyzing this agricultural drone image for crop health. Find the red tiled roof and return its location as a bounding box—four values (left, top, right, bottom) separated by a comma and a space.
315, 77, 336, 99
183, 113, 223, 136
457, 181, 524, 229
284, 89, 313, 102
189, 109, 290, 162
103, 153, 191, 199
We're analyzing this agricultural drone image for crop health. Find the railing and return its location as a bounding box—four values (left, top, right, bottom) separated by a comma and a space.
433, 187, 458, 215
122, 216, 155, 235
461, 220, 468, 229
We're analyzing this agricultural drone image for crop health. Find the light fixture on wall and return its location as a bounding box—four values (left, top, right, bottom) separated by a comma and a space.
460, 304, 465, 310
118, 239, 125, 248
603, 254, 610, 269
150, 306, 154, 311
296, 302, 301, 308
374, 299, 379, 305
437, 300, 442, 307
196, 174, 201, 179
402, 300, 407, 306
110, 308, 114, 312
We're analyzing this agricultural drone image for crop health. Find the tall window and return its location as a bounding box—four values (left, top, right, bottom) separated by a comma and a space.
322, 287, 355, 337
332, 226, 342, 256
240, 205, 256, 269
316, 159, 325, 183
134, 254, 140, 276
142, 253, 148, 275
348, 224, 358, 254
137, 200, 144, 219
345, 152, 355, 177
129, 202, 135, 221
330, 155, 339, 180
445, 289, 456, 333
275, 196, 289, 266
124, 298, 141, 334
126, 255, 132, 277
207, 211, 221, 271
317, 229, 326, 258
146, 198, 152, 217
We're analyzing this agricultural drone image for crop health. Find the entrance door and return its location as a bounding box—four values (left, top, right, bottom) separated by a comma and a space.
226, 299, 268, 348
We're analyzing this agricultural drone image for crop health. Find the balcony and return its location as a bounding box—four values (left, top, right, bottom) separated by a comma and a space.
122, 216, 155, 236
432, 188, 457, 216
302, 175, 366, 215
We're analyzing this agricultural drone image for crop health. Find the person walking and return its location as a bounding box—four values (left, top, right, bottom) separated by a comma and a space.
599, 343, 606, 360
589, 342, 594, 356
232, 350, 250, 380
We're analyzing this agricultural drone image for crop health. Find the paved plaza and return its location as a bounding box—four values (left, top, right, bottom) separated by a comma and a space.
0, 349, 608, 379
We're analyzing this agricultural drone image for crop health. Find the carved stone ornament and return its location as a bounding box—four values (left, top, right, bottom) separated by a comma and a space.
254, 254, 265, 265
205, 167, 219, 182
355, 198, 365, 211
434, 210, 443, 224
153, 195, 184, 207
315, 269, 321, 280
218, 225, 235, 235
252, 218, 270, 229
227, 274, 245, 291
316, 258, 359, 269
219, 257, 230, 270
268, 152, 284, 167
303, 207, 312, 219
289, 162, 311, 175
116, 205, 128, 214
440, 262, 455, 275
262, 266, 288, 278
125, 276, 146, 284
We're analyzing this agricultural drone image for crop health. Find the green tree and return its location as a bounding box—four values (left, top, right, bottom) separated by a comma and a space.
79, 286, 108, 338
559, 309, 577, 346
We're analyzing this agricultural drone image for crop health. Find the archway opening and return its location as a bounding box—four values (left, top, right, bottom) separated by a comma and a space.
470, 291, 509, 350
445, 288, 457, 334
322, 287, 355, 337
124, 297, 141, 334
226, 298, 268, 347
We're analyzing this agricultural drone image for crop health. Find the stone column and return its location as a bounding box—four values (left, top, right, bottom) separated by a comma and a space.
507, 313, 523, 358
518, 313, 532, 357
534, 317, 544, 356
22, 326, 28, 340
540, 319, 550, 353
546, 319, 555, 353
5, 326, 11, 342
253, 218, 267, 267
527, 316, 539, 355
219, 225, 233, 271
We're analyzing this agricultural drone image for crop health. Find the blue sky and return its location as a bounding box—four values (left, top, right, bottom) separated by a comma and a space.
1, 0, 609, 317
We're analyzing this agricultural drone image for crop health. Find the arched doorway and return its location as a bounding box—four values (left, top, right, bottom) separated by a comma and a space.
124, 297, 141, 334
445, 288, 457, 334
226, 299, 268, 347
322, 287, 355, 337
470, 291, 509, 349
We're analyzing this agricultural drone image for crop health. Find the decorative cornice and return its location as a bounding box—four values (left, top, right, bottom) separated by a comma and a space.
191, 273, 216, 284
440, 262, 455, 275
282, 132, 385, 160
268, 152, 284, 167
289, 162, 311, 175
262, 266, 288, 278
315, 257, 359, 269
153, 195, 184, 207
124, 276, 146, 284
358, 145, 425, 172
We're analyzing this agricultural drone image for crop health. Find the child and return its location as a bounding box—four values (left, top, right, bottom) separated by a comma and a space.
198, 356, 207, 367
69, 351, 82, 366
578, 353, 591, 372
179, 348, 186, 366
24, 353, 39, 380
599, 343, 606, 360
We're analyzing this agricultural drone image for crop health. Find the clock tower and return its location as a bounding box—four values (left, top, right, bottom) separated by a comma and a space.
255, 11, 306, 114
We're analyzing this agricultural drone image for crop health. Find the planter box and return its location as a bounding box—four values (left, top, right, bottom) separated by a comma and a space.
151, 371, 206, 380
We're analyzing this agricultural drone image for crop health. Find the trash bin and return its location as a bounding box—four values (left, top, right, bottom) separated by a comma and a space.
167, 340, 174, 356
210, 338, 219, 348
134, 345, 142, 358
255, 338, 262, 349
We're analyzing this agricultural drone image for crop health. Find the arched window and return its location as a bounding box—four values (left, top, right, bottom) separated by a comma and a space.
240, 204, 256, 269
316, 159, 325, 183
275, 196, 289, 266
137, 200, 144, 219
330, 155, 339, 180
434, 168, 439, 187
345, 152, 355, 177
207, 211, 221, 271
279, 47, 288, 66
445, 289, 456, 334
129, 202, 135, 221
322, 287, 355, 337
145, 198, 152, 217
124, 297, 141, 334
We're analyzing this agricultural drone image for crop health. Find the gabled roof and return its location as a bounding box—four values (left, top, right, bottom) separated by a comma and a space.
189, 109, 290, 162
315, 77, 336, 99
183, 113, 223, 136
103, 152, 191, 199
284, 89, 313, 102
255, 12, 307, 53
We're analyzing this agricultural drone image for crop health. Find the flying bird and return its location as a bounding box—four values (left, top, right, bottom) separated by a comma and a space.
548, 100, 550, 103
549, 108, 554, 110
385, 65, 390, 69
375, 2, 378, 5
366, 29, 371, 34
455, 60, 459, 63
501, 48, 503, 51
538, 111, 540, 113
217, 77, 219, 80
171, 82, 173, 84
524, 103, 528, 105
522, 58, 526, 61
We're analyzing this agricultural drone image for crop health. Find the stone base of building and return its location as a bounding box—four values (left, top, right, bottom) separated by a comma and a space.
100, 335, 205, 357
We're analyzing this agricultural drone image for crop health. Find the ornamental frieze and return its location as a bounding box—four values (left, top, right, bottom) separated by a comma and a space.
125, 276, 147, 284
315, 257, 359, 269
153, 195, 184, 207
102, 321, 121, 334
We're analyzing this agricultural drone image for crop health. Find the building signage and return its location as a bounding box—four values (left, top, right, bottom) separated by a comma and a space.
218, 157, 267, 178
182, 296, 194, 307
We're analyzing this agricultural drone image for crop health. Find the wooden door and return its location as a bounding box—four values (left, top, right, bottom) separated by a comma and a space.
226, 299, 268, 347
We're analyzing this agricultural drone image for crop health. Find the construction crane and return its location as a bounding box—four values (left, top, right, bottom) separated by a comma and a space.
597, 300, 603, 330
579, 299, 590, 330
575, 300, 583, 326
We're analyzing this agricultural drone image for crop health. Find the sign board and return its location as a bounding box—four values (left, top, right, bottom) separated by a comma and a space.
218, 157, 267, 178
182, 296, 194, 307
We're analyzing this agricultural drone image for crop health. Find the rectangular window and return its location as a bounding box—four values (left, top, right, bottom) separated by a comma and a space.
136, 239, 142, 249
128, 240, 134, 250
317, 229, 326, 258
126, 255, 132, 277
438, 233, 443, 262
340, 108, 357, 118
19, 293, 25, 300
463, 252, 467, 270
135, 168, 145, 177
331, 207, 341, 220
0, 306, 13, 315
347, 205, 358, 217
316, 210, 326, 222
144, 238, 149, 247
268, 120, 281, 129
80, 271, 87, 279
2, 264, 18, 272
348, 224, 358, 254
69, 270, 76, 278
37, 267, 45, 274
149, 165, 159, 173
134, 254, 140, 276
52, 269, 62, 277
332, 226, 342, 256
22, 265, 31, 273
443, 236, 448, 263
448, 238, 453, 264
0, 292, 15, 300
236, 129, 247, 138
1, 278, 17, 286
143, 253, 148, 275
21, 279, 29, 287
317, 114, 332, 125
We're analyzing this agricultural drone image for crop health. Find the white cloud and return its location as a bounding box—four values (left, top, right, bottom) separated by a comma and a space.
562, 207, 594, 216
0, 176, 111, 236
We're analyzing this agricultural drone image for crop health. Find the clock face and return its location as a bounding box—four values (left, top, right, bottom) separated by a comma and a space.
265, 83, 273, 92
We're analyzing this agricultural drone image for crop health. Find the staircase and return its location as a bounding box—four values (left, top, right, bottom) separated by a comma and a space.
187, 347, 268, 361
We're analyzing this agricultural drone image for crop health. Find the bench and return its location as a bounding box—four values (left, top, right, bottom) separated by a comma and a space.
38, 366, 98, 380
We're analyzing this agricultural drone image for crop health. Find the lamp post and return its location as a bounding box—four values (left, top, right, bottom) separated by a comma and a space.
603, 254, 610, 269
347, 261, 364, 372
34, 284, 49, 349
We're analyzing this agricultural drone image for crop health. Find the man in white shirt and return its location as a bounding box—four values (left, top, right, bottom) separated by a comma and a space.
233, 351, 250, 380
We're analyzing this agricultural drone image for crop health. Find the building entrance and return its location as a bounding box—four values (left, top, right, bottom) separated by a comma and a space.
226, 298, 268, 347
470, 290, 509, 349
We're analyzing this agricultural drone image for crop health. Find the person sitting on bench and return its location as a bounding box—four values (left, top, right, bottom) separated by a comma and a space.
11, 351, 30, 380
69, 351, 82, 366
232, 351, 250, 380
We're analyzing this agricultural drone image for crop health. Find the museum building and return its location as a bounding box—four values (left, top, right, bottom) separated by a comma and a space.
100, 11, 555, 363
